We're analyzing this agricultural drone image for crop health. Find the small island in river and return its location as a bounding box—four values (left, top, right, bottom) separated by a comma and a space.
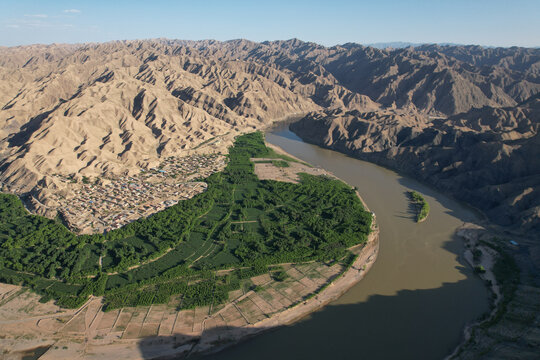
407, 191, 430, 223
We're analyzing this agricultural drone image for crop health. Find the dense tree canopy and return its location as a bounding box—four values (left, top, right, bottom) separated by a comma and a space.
0, 132, 371, 310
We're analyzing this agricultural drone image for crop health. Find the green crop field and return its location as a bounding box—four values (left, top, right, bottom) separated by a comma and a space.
0, 132, 371, 310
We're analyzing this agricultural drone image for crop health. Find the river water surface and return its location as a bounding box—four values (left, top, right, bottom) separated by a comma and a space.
202, 126, 489, 360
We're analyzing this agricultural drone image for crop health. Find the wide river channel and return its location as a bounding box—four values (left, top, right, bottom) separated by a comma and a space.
202, 125, 489, 360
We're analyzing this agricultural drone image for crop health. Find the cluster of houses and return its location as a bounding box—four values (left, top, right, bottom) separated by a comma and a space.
53, 154, 227, 234
142, 153, 227, 181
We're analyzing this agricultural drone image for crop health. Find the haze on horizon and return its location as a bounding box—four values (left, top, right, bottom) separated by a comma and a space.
1, 0, 539, 48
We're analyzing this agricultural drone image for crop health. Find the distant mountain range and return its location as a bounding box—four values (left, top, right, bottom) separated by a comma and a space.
365, 41, 539, 49
0, 38, 539, 231
365, 41, 461, 49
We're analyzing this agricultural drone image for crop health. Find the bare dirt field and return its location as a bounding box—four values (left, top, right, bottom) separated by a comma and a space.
253, 158, 331, 183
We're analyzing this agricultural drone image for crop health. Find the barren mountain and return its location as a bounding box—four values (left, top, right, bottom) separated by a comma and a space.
290, 94, 540, 232
0, 38, 539, 228
186, 39, 540, 115
0, 39, 377, 210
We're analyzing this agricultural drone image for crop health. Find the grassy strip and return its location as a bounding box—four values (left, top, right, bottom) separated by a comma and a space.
272, 160, 290, 168
452, 239, 521, 358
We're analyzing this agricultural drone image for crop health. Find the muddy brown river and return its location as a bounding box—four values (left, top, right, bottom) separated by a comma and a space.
201, 126, 489, 360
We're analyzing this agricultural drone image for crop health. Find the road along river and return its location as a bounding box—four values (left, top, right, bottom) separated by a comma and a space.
201, 125, 489, 360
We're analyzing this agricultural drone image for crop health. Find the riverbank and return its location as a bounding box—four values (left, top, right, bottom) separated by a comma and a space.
446, 223, 540, 359
445, 224, 501, 359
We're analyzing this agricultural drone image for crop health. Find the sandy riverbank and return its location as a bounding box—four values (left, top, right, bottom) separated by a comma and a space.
445, 223, 500, 360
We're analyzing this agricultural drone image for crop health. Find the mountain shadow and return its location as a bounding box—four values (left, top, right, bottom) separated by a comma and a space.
138, 276, 489, 360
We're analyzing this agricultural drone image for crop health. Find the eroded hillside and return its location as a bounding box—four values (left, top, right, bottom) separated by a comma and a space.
0, 39, 539, 228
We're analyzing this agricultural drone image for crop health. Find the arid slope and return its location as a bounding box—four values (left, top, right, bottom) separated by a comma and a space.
0, 39, 539, 227
0, 39, 377, 210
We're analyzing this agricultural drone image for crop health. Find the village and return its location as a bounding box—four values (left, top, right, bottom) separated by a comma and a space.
51, 153, 227, 234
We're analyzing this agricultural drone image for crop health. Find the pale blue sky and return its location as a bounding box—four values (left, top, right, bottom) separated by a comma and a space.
1, 0, 539, 47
